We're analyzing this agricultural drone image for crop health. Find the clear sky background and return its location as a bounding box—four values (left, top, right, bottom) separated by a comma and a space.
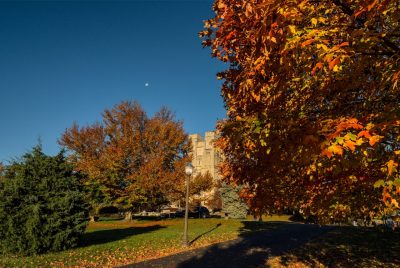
0, 0, 226, 162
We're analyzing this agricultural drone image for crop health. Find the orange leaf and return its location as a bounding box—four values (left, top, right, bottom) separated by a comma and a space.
393, 71, 400, 82
322, 149, 333, 158
301, 39, 314, 47
354, 9, 366, 18
328, 57, 341, 70
344, 140, 356, 152
225, 30, 236, 40
311, 62, 324, 75
369, 135, 381, 146
387, 160, 398, 176
367, 0, 378, 11
358, 130, 371, 138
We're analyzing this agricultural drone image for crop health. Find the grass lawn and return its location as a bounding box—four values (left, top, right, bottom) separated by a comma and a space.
0, 215, 289, 267
267, 226, 400, 268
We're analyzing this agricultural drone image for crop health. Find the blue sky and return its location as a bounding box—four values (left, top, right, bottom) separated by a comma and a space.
0, 0, 226, 162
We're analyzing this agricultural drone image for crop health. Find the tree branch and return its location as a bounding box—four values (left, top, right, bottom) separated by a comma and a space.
331, 0, 354, 16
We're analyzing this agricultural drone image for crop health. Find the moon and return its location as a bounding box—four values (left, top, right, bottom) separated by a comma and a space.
145, 82, 149, 87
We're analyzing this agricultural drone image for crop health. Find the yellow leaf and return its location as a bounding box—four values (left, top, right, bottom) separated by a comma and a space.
374, 179, 385, 188
333, 65, 339, 72
366, 123, 375, 130
288, 25, 296, 34
328, 144, 343, 155
311, 18, 318, 26
356, 138, 364, 146
324, 53, 334, 62
317, 44, 328, 51
349, 175, 357, 182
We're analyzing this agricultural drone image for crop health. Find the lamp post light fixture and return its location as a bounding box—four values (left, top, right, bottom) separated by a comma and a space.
183, 163, 193, 246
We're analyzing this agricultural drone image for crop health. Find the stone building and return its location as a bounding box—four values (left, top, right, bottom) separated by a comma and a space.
189, 131, 223, 210
189, 131, 222, 181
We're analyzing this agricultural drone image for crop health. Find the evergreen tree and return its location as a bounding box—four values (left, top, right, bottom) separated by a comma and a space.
0, 146, 89, 255
220, 183, 248, 219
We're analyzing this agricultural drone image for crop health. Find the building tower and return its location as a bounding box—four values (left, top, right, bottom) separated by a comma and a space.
188, 131, 223, 210
189, 131, 222, 182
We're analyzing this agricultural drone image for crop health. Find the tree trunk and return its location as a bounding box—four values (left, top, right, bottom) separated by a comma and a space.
124, 211, 132, 221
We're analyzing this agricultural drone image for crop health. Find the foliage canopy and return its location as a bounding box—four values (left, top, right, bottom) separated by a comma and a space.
60, 101, 192, 213
0, 146, 89, 255
201, 0, 400, 221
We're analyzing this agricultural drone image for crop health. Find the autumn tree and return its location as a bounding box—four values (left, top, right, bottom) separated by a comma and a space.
201, 0, 400, 222
0, 162, 4, 181
191, 171, 214, 198
188, 171, 215, 207
60, 101, 191, 219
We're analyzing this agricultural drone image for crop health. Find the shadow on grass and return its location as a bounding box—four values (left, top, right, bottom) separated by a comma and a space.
98, 216, 125, 222
79, 225, 166, 248
275, 226, 400, 267
173, 221, 331, 268
132, 215, 162, 221
189, 223, 222, 245
208, 215, 222, 219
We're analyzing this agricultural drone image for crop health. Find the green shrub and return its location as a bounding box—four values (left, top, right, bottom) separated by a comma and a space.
220, 183, 248, 219
0, 146, 89, 255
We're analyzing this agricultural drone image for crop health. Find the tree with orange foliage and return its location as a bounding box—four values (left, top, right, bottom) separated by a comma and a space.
60, 101, 191, 218
0, 162, 4, 182
201, 0, 400, 222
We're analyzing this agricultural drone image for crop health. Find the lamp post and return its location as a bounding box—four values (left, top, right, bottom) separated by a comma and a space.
183, 163, 193, 246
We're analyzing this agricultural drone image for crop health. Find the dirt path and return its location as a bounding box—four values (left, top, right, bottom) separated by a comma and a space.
121, 222, 333, 268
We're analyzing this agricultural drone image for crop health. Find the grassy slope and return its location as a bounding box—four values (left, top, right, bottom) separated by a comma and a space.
0, 216, 289, 267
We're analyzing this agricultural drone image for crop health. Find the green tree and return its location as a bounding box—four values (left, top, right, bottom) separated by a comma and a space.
0, 146, 89, 255
220, 183, 248, 219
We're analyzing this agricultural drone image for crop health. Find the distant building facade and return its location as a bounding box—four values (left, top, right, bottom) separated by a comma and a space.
189, 131, 223, 210
189, 131, 223, 181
